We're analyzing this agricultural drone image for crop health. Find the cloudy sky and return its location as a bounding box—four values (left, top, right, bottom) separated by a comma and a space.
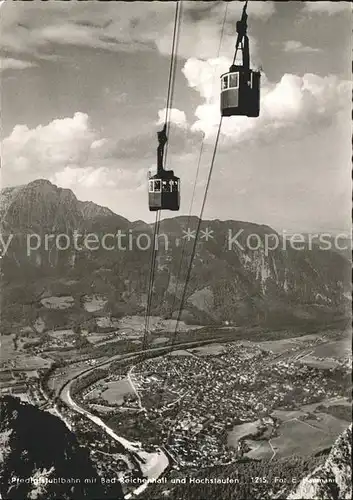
1, 0, 352, 232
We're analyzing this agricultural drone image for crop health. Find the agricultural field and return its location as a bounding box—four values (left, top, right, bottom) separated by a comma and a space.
152, 337, 168, 345
226, 393, 350, 460
169, 350, 193, 357
245, 439, 273, 460
258, 334, 321, 354
297, 356, 339, 369
17, 336, 41, 351
323, 397, 351, 408
272, 408, 307, 421
309, 339, 351, 359
0, 333, 52, 371
0, 371, 14, 383
101, 378, 135, 405
84, 332, 115, 344
0, 335, 17, 364
118, 315, 201, 333
189, 344, 226, 356
227, 420, 261, 447
306, 412, 350, 435
49, 330, 74, 339
8, 355, 52, 371
40, 296, 74, 309
270, 415, 346, 458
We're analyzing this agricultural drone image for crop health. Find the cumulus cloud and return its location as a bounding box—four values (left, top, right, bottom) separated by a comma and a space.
1, 110, 196, 193
283, 40, 321, 53
51, 165, 146, 192
2, 112, 100, 174
157, 108, 188, 128
51, 166, 116, 190
0, 112, 121, 190
180, 56, 351, 145
303, 1, 352, 14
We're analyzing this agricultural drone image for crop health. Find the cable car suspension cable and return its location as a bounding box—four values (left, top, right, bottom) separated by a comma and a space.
159, 118, 223, 405
166, 0, 230, 327
171, 118, 223, 350
141, 1, 182, 353
142, 211, 161, 353
164, 0, 229, 354
165, 0, 182, 133
164, 0, 182, 170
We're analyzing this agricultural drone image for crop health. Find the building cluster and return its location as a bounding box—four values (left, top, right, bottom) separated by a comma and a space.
90, 342, 348, 467
2, 336, 350, 472
0, 369, 47, 406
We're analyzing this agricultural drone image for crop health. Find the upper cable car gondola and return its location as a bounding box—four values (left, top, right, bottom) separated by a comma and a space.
148, 125, 180, 211
221, 0, 260, 118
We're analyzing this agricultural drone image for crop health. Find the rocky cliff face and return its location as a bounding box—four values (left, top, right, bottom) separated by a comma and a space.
77, 200, 115, 220
0, 179, 350, 330
288, 425, 352, 500
0, 396, 123, 500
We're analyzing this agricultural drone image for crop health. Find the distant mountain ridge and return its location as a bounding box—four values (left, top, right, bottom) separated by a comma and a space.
0, 179, 350, 332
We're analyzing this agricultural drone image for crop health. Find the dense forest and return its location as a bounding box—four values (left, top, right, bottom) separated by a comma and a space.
139, 455, 326, 500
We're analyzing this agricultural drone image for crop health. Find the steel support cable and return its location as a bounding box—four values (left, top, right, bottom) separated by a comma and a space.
160, 3, 249, 418
172, 118, 223, 349
144, 3, 182, 350
158, 118, 223, 412
141, 211, 161, 354
166, 138, 205, 325
167, 0, 230, 326
164, 0, 183, 168
161, 119, 223, 439
141, 1, 181, 353
144, 1, 182, 345
164, 0, 182, 129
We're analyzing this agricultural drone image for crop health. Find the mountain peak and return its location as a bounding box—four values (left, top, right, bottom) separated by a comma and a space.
0, 179, 130, 231
27, 179, 56, 188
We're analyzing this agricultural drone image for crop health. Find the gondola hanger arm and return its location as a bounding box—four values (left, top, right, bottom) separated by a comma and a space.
157, 124, 168, 174
233, 0, 250, 67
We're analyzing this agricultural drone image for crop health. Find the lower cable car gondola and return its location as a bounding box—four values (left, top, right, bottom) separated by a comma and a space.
220, 0, 260, 118
148, 171, 180, 212
148, 125, 180, 211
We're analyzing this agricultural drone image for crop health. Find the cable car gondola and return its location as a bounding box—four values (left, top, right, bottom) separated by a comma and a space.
148, 125, 180, 211
221, 0, 260, 118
